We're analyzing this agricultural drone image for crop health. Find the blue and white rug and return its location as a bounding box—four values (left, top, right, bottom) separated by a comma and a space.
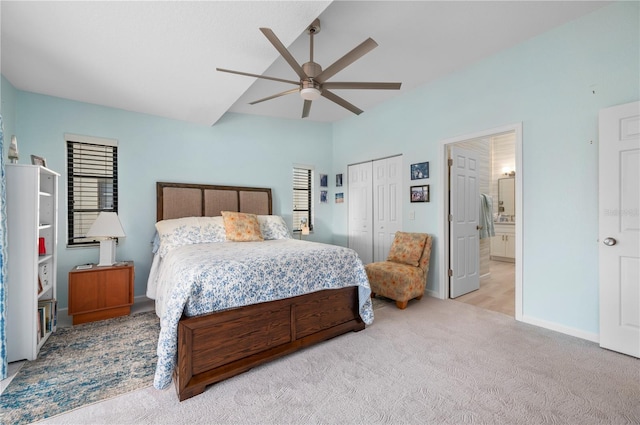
0, 311, 159, 425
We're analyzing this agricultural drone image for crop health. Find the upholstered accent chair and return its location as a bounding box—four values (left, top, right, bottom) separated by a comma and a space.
365, 232, 433, 309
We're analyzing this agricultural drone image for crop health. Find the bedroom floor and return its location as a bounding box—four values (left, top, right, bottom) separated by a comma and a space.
453, 260, 515, 316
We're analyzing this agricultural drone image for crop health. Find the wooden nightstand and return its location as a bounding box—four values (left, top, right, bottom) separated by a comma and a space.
68, 261, 134, 325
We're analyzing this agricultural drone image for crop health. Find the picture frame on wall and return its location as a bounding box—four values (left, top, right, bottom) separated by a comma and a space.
410, 185, 430, 203
336, 173, 343, 187
320, 190, 328, 203
31, 155, 47, 167
320, 174, 328, 187
335, 192, 344, 203
410, 162, 429, 180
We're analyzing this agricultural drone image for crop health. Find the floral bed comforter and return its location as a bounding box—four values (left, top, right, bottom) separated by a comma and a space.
148, 239, 373, 390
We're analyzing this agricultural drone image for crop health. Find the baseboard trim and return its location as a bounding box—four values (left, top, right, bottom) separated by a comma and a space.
425, 289, 441, 299
521, 314, 599, 343
426, 290, 599, 344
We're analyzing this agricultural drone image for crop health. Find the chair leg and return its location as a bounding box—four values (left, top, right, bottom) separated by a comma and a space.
371, 292, 376, 298
416, 294, 423, 300
395, 300, 408, 309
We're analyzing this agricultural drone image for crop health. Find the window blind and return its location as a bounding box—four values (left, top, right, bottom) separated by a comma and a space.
66, 140, 118, 246
293, 166, 313, 231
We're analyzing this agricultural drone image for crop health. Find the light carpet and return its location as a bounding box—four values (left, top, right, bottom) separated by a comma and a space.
38, 297, 639, 425
1, 311, 159, 425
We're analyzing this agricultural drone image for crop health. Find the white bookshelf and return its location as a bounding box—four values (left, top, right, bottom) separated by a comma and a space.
6, 164, 59, 362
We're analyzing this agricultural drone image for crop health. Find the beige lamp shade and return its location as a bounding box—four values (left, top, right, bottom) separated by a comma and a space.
86, 212, 126, 238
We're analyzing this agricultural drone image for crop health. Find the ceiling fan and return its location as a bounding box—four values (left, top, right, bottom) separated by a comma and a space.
217, 19, 402, 118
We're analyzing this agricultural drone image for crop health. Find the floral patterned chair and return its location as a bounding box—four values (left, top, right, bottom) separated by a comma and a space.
365, 232, 433, 309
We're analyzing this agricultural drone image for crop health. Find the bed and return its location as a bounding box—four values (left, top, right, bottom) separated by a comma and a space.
147, 182, 373, 401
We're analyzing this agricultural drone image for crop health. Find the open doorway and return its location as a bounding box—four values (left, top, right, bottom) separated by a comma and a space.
438, 123, 523, 320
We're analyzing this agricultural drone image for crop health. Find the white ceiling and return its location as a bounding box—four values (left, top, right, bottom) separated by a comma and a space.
1, 1, 610, 126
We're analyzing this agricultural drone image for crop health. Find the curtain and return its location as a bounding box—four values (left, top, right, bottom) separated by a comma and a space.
0, 115, 7, 380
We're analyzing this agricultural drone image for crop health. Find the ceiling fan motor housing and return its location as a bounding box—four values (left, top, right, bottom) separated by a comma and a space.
302, 62, 322, 80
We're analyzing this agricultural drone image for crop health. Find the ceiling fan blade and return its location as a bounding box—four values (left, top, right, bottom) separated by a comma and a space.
322, 82, 402, 90
249, 88, 300, 105
259, 28, 308, 81
321, 90, 363, 115
216, 68, 299, 85
302, 100, 312, 118
315, 38, 378, 84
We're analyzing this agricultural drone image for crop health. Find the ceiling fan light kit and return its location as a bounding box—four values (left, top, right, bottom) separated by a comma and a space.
217, 18, 401, 118
300, 87, 321, 101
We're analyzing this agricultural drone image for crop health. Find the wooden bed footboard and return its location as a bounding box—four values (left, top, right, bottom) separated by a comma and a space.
174, 286, 365, 401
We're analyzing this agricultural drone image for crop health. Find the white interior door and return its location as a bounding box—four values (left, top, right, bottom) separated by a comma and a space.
599, 101, 640, 358
450, 146, 480, 298
373, 156, 403, 262
348, 162, 373, 264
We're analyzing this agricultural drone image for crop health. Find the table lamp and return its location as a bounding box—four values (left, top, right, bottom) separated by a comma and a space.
86, 212, 126, 266
299, 218, 310, 239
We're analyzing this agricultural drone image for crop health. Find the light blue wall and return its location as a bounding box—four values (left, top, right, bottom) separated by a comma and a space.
1, 2, 638, 337
332, 1, 639, 336
8, 92, 333, 308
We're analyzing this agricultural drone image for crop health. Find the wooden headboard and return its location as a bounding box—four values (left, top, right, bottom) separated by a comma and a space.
156, 182, 272, 221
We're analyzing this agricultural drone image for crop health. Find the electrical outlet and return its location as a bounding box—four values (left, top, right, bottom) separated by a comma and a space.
409, 210, 415, 220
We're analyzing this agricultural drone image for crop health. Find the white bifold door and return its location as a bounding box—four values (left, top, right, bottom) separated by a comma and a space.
348, 161, 374, 264
348, 155, 403, 264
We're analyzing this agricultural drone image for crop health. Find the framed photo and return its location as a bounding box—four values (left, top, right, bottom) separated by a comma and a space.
336, 173, 343, 187
31, 155, 47, 167
410, 185, 430, 203
335, 192, 344, 203
410, 162, 429, 180
320, 174, 328, 187
320, 190, 328, 203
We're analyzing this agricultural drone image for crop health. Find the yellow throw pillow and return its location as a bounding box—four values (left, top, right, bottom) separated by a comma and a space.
221, 211, 263, 242
386, 232, 427, 266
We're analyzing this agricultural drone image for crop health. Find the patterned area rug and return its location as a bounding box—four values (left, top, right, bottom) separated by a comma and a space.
0, 311, 159, 425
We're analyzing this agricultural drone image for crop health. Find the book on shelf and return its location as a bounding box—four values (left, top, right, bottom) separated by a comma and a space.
37, 307, 44, 339
38, 298, 57, 334
36, 310, 42, 343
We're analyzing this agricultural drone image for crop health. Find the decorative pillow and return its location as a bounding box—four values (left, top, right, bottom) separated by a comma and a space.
386, 232, 427, 266
221, 211, 264, 242
258, 215, 291, 240
155, 216, 226, 257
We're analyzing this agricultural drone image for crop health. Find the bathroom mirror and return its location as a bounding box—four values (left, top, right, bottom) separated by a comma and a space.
498, 177, 515, 217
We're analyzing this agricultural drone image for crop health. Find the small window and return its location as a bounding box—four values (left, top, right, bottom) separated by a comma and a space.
66, 135, 118, 246
293, 165, 313, 232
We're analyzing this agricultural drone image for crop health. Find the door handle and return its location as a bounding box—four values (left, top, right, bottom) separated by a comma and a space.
603, 237, 617, 246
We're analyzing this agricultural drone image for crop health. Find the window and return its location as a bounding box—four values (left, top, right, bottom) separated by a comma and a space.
293, 165, 313, 232
66, 134, 118, 246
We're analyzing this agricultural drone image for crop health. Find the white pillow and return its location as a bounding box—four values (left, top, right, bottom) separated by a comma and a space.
155, 216, 226, 257
257, 215, 291, 240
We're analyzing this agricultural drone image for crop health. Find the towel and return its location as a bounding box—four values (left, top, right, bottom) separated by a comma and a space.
479, 193, 495, 239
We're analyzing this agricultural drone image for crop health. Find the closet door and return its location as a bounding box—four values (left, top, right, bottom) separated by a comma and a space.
373, 156, 403, 262
348, 162, 373, 264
